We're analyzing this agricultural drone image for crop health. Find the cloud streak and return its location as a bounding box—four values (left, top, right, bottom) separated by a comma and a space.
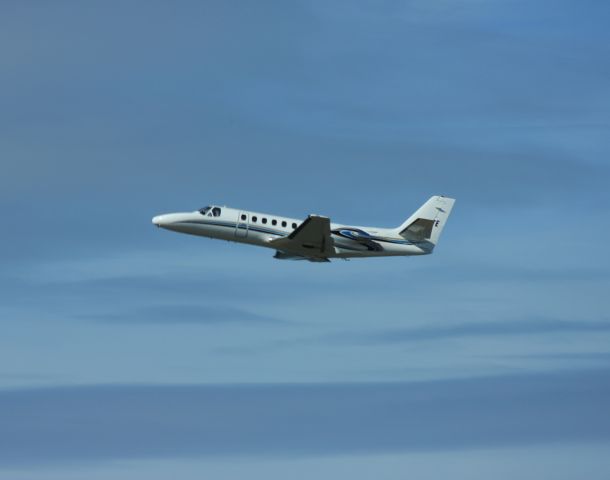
353, 318, 610, 345
83, 304, 285, 325
223, 318, 610, 354
1, 369, 609, 466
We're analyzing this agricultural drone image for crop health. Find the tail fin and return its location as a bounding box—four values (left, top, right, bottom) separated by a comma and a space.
395, 196, 455, 251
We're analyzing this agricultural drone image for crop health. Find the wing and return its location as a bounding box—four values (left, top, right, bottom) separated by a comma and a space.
269, 215, 333, 258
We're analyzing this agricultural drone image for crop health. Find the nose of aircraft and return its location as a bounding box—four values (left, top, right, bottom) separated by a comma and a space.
152, 212, 191, 229
152, 214, 171, 227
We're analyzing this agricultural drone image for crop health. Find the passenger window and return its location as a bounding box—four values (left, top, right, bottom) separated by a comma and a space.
292, 223, 297, 229
262, 218, 267, 224
212, 207, 221, 217
241, 214, 246, 221
272, 219, 277, 226
252, 216, 257, 222
282, 221, 287, 227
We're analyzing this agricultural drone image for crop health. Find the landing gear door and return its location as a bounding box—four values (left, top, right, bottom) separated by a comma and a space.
235, 212, 248, 238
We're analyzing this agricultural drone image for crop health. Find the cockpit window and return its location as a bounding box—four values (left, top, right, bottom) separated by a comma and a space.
212, 207, 221, 217
199, 206, 211, 215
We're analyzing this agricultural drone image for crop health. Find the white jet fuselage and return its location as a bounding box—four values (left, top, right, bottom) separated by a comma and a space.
154, 207, 425, 260
153, 196, 455, 262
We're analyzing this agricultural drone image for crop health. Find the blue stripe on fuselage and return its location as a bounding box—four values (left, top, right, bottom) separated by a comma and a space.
177, 219, 288, 237
176, 219, 414, 246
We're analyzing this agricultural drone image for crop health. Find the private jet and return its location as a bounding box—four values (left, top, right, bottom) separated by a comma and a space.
152, 195, 455, 262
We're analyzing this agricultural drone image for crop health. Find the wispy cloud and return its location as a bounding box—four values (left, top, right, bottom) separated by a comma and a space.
501, 352, 610, 361
221, 318, 610, 354
82, 304, 285, 325
351, 318, 610, 345
1, 368, 609, 465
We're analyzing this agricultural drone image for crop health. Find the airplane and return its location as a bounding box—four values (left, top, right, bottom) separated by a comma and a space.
152, 195, 455, 262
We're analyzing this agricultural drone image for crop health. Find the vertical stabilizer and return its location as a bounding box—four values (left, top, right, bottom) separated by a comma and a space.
396, 196, 455, 250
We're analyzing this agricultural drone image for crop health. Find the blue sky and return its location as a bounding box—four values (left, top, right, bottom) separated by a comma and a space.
1, 1, 610, 478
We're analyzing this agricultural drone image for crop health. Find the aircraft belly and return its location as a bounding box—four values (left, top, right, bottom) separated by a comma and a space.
167, 221, 240, 241
332, 237, 370, 252
163, 223, 203, 236
208, 225, 236, 241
